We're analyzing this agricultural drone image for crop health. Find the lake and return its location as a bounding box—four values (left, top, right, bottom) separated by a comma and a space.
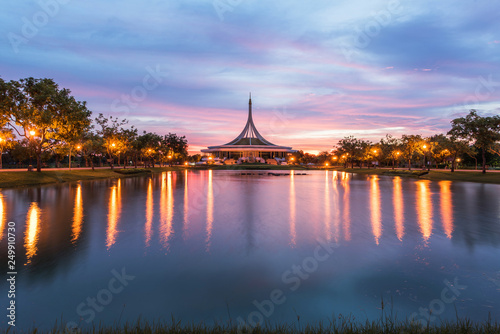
1, 170, 499, 331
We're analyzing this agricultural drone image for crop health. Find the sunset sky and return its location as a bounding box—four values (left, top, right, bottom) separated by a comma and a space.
1, 1, 499, 154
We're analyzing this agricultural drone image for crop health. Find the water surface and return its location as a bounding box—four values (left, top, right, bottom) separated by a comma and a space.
1, 170, 499, 330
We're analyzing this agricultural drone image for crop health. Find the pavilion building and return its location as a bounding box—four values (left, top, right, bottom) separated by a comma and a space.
201, 94, 296, 160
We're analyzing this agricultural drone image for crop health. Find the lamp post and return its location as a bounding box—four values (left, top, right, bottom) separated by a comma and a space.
393, 151, 400, 170
27, 129, 37, 171
422, 144, 429, 170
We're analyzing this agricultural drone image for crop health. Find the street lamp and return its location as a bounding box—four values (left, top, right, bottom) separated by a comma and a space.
422, 144, 429, 170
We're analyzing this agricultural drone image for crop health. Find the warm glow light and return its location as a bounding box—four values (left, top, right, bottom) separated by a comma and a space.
76, 145, 81, 150
148, 149, 152, 152
29, 130, 36, 137
289, 170, 296, 246
340, 173, 351, 241
324, 171, 332, 241
160, 172, 174, 248
185, 162, 188, 166
0, 193, 5, 242
416, 180, 433, 242
111, 143, 116, 147
145, 178, 153, 247
183, 169, 189, 238
106, 179, 121, 249
396, 151, 400, 155
370, 176, 382, 245
330, 171, 340, 242
25, 202, 40, 264
71, 184, 83, 244
373, 149, 377, 153
456, 158, 461, 162
206, 170, 214, 251
393, 177, 404, 241
325, 162, 329, 166
423, 144, 427, 149
333, 156, 338, 160
439, 181, 454, 239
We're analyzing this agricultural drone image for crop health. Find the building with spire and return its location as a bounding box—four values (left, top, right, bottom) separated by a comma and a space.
201, 94, 296, 161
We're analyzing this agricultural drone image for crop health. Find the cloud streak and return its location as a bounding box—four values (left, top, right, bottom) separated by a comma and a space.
1, 0, 499, 153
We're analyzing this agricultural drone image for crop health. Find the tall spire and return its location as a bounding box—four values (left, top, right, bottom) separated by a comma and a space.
224, 94, 276, 146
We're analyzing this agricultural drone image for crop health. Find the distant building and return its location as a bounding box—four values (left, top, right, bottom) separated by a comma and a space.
201, 94, 296, 160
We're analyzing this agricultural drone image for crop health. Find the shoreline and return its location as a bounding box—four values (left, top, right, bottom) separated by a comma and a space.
1, 165, 499, 189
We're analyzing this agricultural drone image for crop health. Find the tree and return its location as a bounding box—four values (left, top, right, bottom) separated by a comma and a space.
95, 113, 128, 169
162, 133, 188, 166
0, 128, 15, 169
448, 110, 500, 173
56, 98, 92, 170
334, 136, 366, 168
441, 135, 472, 172
1, 78, 92, 172
80, 131, 104, 171
380, 134, 402, 169
401, 134, 423, 170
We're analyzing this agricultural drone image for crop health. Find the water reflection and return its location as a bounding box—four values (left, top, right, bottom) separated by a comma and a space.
416, 180, 433, 242
289, 170, 296, 246
331, 172, 340, 242
106, 179, 122, 249
324, 171, 331, 241
183, 169, 189, 238
71, 184, 83, 244
206, 170, 214, 250
160, 172, 174, 249
341, 172, 351, 241
25, 202, 41, 264
439, 181, 454, 239
393, 177, 404, 241
3, 170, 500, 330
0, 193, 5, 241
370, 175, 382, 245
145, 178, 153, 247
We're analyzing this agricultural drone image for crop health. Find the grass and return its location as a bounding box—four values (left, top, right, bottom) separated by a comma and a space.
20, 316, 500, 334
0, 168, 159, 189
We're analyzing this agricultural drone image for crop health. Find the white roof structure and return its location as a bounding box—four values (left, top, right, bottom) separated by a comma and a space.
201, 94, 295, 156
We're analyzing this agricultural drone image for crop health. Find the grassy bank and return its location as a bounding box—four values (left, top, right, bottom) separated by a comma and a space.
30, 318, 500, 334
336, 168, 500, 184
0, 168, 164, 189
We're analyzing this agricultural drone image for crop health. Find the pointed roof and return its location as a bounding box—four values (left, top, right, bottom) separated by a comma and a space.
224, 93, 277, 146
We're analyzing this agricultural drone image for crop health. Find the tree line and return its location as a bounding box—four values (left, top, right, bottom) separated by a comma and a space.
0, 77, 188, 172
292, 110, 500, 173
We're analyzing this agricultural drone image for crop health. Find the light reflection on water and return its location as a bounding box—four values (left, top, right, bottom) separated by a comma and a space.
0, 193, 5, 242
1, 170, 499, 329
24, 202, 40, 263
416, 180, 433, 242
393, 177, 404, 241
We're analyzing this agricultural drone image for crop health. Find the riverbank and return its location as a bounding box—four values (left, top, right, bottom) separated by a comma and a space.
0, 168, 165, 189
1, 165, 499, 188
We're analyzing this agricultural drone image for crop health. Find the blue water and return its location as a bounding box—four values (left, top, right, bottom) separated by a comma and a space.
0, 170, 499, 330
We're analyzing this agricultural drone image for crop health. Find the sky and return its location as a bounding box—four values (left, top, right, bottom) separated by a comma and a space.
1, 0, 499, 154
